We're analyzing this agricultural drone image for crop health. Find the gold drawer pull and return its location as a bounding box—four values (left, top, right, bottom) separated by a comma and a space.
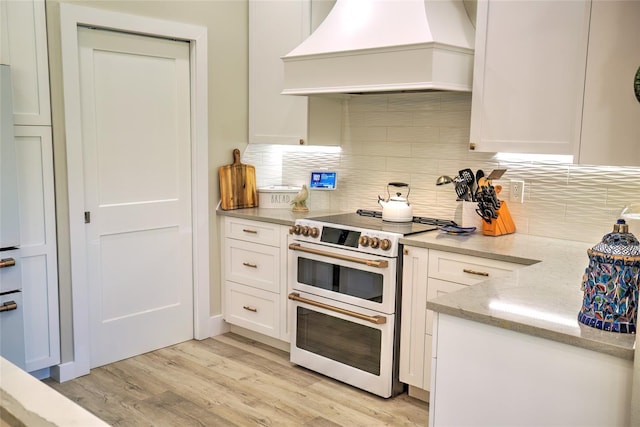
0, 301, 17, 312
243, 305, 257, 312
0, 258, 16, 268
242, 228, 258, 234
463, 268, 489, 277
242, 262, 257, 268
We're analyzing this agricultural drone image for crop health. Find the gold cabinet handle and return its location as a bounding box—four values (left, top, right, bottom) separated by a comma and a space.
242, 262, 257, 268
242, 228, 258, 234
289, 292, 386, 325
0, 258, 16, 268
469, 142, 476, 150
288, 243, 389, 268
243, 305, 257, 312
463, 268, 489, 277
0, 301, 18, 312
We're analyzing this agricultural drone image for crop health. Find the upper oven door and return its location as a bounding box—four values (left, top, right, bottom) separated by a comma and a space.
288, 241, 397, 314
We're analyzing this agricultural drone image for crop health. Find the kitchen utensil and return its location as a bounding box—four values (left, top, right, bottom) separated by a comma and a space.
439, 224, 477, 235
435, 175, 454, 186
459, 169, 475, 201
486, 168, 507, 181
378, 182, 413, 222
454, 177, 469, 201
218, 148, 258, 210
474, 169, 485, 201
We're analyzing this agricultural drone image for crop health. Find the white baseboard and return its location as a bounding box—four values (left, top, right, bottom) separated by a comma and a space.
50, 361, 89, 383
207, 314, 230, 337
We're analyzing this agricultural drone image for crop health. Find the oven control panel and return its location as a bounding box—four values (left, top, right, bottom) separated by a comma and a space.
289, 219, 400, 257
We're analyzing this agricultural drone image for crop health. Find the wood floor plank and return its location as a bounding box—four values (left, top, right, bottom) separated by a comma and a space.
43, 333, 429, 426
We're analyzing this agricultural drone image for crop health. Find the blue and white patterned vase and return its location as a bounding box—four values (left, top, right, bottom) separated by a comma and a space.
578, 219, 640, 333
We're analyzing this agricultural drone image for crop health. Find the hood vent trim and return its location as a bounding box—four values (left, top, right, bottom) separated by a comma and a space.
282, 0, 476, 96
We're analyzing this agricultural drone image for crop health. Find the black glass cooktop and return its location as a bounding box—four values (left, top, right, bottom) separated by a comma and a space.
308, 210, 456, 236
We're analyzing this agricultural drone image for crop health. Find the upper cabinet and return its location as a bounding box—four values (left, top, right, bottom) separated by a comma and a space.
0, 0, 51, 126
469, 0, 590, 157
248, 0, 341, 145
470, 0, 640, 167
578, 0, 640, 166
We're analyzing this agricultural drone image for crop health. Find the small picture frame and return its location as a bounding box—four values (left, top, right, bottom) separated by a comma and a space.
310, 171, 337, 190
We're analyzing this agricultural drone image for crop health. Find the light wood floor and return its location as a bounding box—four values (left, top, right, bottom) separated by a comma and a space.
43, 333, 429, 426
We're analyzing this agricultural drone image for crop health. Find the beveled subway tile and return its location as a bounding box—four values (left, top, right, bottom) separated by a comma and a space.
387, 126, 439, 143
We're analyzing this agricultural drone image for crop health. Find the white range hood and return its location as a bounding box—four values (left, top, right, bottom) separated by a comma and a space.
282, 0, 475, 95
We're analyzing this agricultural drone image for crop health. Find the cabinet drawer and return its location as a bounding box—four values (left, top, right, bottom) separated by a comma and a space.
225, 217, 281, 246
224, 281, 279, 338
0, 249, 21, 293
225, 238, 279, 293
428, 250, 522, 285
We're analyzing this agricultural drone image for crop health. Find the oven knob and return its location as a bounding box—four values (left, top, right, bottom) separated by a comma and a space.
289, 225, 301, 235
359, 236, 370, 247
309, 227, 319, 238
380, 239, 392, 251
301, 226, 310, 236
370, 237, 380, 249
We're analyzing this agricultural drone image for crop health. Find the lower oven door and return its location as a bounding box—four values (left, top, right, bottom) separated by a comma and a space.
288, 242, 397, 314
289, 290, 395, 398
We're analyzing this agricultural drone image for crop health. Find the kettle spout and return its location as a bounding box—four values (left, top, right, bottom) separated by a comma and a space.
378, 195, 387, 208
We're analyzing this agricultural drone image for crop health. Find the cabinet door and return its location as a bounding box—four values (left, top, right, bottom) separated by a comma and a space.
248, 0, 340, 145
424, 278, 467, 391
470, 0, 590, 156
399, 246, 429, 388
578, 0, 640, 166
15, 126, 60, 372
0, 0, 51, 126
249, 0, 310, 145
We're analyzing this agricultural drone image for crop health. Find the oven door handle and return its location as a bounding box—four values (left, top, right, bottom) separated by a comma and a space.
288, 292, 387, 325
288, 243, 389, 268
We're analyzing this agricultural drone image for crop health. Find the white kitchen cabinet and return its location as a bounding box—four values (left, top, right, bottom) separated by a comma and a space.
0, 0, 51, 126
248, 0, 341, 146
15, 126, 60, 374
577, 0, 640, 166
222, 217, 290, 341
399, 247, 523, 400
399, 246, 429, 394
469, 0, 590, 156
430, 314, 632, 426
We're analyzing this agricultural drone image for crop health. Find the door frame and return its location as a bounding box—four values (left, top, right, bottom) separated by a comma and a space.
58, 3, 209, 380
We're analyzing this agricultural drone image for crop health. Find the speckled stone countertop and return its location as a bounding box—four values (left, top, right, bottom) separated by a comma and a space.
402, 231, 636, 360
217, 208, 636, 360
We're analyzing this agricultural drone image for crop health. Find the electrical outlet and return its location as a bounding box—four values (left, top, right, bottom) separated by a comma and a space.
510, 180, 525, 203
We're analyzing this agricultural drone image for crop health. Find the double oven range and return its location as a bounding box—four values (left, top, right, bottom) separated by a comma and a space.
288, 210, 453, 398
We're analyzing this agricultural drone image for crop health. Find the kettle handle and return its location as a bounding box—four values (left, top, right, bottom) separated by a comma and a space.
387, 182, 410, 199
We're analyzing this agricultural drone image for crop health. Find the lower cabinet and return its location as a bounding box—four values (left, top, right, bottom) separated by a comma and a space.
222, 217, 290, 342
15, 126, 60, 374
399, 247, 523, 400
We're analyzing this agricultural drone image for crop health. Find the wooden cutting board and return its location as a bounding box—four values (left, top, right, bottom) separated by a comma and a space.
218, 148, 258, 210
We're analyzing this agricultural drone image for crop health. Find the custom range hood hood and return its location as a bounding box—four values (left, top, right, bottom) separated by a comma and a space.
282, 0, 475, 95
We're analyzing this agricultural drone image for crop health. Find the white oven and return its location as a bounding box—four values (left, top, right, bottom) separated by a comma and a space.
288, 217, 406, 398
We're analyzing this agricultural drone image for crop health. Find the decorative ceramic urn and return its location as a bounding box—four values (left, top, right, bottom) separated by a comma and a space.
578, 219, 640, 333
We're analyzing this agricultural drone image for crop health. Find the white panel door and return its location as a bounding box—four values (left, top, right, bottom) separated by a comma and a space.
77, 27, 193, 368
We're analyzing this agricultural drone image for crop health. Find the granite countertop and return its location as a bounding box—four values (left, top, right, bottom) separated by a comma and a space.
217, 208, 636, 360
401, 231, 637, 360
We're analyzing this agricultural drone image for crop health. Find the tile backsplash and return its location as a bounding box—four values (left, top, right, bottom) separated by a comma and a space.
243, 92, 640, 244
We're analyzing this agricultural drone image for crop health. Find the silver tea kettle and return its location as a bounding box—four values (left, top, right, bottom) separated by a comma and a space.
378, 182, 413, 222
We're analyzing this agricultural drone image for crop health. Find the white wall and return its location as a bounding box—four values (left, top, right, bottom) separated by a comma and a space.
244, 92, 640, 244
